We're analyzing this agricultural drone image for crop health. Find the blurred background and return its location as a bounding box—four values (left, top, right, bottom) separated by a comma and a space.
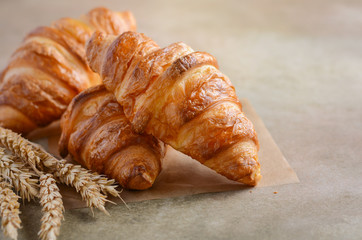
0, 0, 361, 239
1, 0, 361, 124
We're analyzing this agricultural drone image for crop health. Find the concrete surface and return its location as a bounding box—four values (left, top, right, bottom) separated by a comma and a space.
0, 0, 361, 239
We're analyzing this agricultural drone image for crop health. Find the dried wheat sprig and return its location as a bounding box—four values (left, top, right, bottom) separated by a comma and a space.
0, 148, 39, 201
0, 127, 119, 214
51, 159, 110, 215
0, 128, 120, 196
38, 174, 64, 240
89, 175, 129, 209
90, 173, 120, 198
30, 143, 120, 197
31, 145, 114, 214
0, 180, 21, 240
0, 127, 43, 174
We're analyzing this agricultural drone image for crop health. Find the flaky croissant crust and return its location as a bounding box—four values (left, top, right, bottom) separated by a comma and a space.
0, 7, 136, 134
86, 31, 261, 186
59, 85, 165, 190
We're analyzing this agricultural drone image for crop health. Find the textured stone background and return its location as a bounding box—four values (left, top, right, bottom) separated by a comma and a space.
0, 0, 361, 239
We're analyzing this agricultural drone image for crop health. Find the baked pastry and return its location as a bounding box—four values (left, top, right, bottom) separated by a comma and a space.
58, 85, 165, 190
86, 31, 261, 186
0, 7, 136, 134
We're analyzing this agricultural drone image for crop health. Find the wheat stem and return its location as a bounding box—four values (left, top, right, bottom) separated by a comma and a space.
0, 127, 121, 214
0, 180, 21, 240
0, 148, 39, 201
38, 174, 64, 240
31, 142, 120, 194
51, 159, 110, 215
0, 127, 43, 174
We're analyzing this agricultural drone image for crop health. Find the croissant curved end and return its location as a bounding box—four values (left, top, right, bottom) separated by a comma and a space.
126, 167, 154, 190
86, 31, 116, 75
239, 166, 262, 186
0, 105, 37, 134
117, 11, 137, 31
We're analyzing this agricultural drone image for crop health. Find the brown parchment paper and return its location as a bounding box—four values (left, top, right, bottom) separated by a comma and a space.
29, 99, 299, 209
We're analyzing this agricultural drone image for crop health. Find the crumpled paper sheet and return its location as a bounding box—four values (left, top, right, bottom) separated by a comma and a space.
28, 99, 299, 209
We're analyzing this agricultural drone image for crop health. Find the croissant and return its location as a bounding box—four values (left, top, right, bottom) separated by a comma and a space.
0, 7, 136, 134
86, 31, 261, 186
58, 85, 165, 190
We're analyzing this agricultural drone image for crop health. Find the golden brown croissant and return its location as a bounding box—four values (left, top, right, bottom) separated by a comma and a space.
86, 31, 261, 186
58, 85, 165, 190
0, 7, 136, 134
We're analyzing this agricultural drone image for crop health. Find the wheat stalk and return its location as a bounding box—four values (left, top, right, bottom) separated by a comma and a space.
32, 145, 117, 213
0, 148, 39, 201
0, 127, 121, 214
90, 173, 120, 198
0, 127, 43, 174
50, 159, 111, 215
38, 174, 64, 240
30, 141, 120, 196
0, 180, 21, 240
35, 147, 120, 209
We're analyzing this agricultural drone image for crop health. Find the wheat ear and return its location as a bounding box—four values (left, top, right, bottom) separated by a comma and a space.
32, 146, 114, 214
32, 143, 119, 197
50, 159, 111, 215
0, 127, 120, 214
0, 180, 21, 240
38, 174, 64, 240
0, 127, 43, 174
0, 148, 39, 201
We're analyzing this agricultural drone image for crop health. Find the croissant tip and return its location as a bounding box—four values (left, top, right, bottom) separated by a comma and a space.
86, 31, 104, 52
125, 167, 155, 190
239, 167, 262, 187
140, 172, 153, 184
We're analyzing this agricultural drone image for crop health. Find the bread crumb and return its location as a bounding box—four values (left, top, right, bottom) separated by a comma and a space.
249, 190, 252, 193
274, 191, 278, 194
